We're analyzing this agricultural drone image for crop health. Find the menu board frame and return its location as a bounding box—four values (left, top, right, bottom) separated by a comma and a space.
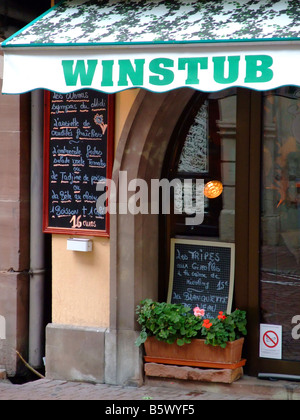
43, 90, 114, 237
167, 238, 235, 317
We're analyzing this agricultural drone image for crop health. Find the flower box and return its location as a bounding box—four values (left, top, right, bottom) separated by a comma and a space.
144, 336, 245, 369
135, 299, 247, 369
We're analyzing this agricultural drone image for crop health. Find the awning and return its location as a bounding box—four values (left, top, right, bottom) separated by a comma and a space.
2, 0, 300, 94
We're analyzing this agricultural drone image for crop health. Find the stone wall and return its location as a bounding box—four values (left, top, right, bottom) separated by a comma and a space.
0, 49, 31, 376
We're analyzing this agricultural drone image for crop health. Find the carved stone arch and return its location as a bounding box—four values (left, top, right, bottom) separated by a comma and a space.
106, 88, 195, 386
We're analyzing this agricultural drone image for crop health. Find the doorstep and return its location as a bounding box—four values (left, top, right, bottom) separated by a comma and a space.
144, 373, 300, 400
144, 362, 243, 384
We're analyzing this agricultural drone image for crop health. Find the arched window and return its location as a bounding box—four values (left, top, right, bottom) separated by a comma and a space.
159, 89, 237, 300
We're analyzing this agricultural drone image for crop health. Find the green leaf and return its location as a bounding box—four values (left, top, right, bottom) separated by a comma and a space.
135, 331, 148, 346
135, 300, 247, 348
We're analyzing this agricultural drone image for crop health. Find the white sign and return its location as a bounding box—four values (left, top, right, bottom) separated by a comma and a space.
2, 43, 300, 94
259, 324, 282, 360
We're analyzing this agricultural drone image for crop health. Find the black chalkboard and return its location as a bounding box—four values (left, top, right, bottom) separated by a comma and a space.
43, 90, 114, 236
167, 238, 235, 318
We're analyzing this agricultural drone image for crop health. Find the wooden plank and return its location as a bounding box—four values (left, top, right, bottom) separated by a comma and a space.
144, 356, 246, 370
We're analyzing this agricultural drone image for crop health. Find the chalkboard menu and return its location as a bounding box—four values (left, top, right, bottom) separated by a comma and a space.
43, 90, 114, 236
167, 239, 235, 318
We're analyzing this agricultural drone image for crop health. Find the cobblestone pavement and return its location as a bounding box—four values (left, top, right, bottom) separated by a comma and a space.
0, 376, 299, 400
0, 379, 228, 401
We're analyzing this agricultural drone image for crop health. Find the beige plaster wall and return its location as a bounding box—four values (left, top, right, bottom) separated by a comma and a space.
51, 89, 139, 327
51, 235, 110, 327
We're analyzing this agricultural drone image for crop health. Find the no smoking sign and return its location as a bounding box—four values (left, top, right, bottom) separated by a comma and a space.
260, 324, 282, 359
263, 330, 279, 348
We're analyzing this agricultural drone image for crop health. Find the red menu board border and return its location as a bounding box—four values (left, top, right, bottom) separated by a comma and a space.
43, 90, 114, 237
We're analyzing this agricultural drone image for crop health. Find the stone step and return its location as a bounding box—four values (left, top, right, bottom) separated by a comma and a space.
144, 362, 243, 384
145, 373, 300, 400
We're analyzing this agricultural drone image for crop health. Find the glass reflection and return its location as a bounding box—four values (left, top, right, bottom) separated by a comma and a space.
261, 87, 300, 361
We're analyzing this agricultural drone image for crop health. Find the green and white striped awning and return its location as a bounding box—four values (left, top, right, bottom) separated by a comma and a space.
2, 0, 300, 94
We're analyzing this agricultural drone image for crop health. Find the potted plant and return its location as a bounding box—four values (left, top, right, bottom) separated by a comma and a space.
135, 299, 247, 366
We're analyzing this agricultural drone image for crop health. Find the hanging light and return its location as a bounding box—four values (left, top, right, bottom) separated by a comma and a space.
204, 180, 223, 199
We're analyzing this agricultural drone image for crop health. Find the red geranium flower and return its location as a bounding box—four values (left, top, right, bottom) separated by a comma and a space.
218, 311, 226, 320
203, 319, 212, 329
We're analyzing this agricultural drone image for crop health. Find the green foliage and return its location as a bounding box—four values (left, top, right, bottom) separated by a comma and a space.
135, 299, 247, 348
200, 309, 247, 348
135, 299, 202, 346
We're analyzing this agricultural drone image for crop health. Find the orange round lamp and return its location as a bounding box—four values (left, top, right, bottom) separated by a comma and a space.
204, 180, 223, 199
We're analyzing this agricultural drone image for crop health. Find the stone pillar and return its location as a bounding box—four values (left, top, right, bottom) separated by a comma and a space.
218, 115, 236, 243
0, 52, 31, 376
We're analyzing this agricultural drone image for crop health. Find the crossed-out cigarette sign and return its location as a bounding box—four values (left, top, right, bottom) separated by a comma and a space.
263, 330, 279, 348
260, 324, 282, 359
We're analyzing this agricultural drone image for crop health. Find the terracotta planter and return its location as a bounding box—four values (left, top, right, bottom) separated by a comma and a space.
144, 336, 244, 366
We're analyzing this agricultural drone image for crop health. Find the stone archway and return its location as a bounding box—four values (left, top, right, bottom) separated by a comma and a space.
106, 88, 195, 386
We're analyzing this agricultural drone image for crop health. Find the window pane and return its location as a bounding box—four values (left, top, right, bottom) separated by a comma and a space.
177, 100, 209, 174
260, 88, 300, 361
172, 90, 236, 241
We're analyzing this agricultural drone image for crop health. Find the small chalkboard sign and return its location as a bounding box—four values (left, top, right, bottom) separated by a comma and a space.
43, 90, 114, 237
167, 238, 235, 318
